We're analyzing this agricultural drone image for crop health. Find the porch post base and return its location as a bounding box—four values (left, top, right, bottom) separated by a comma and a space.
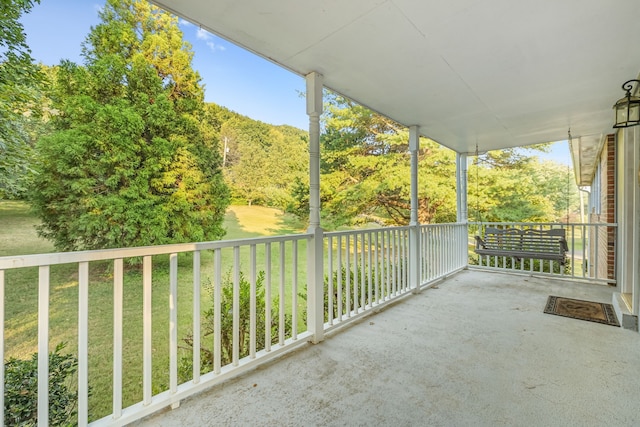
612, 292, 638, 331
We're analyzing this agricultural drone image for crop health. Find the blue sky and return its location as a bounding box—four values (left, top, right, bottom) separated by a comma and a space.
20, 0, 571, 165
20, 0, 308, 130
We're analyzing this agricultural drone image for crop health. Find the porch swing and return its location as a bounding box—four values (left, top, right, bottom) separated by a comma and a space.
471, 143, 569, 264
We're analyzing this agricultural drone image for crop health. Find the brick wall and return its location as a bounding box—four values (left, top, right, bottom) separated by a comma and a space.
606, 134, 615, 280
589, 134, 615, 281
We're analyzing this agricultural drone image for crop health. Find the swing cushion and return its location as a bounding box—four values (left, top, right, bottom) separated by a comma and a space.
474, 227, 568, 264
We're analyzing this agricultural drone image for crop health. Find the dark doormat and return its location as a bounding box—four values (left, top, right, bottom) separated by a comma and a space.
544, 295, 620, 327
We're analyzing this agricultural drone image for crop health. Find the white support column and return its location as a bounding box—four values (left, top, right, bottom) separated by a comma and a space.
619, 127, 638, 306
615, 126, 640, 330
456, 152, 468, 223
307, 72, 323, 230
631, 125, 640, 319
409, 126, 420, 226
306, 71, 324, 343
409, 126, 421, 292
456, 152, 469, 268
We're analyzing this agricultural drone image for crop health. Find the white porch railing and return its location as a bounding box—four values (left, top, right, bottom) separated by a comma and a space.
469, 222, 617, 285
1, 220, 617, 425
420, 223, 468, 283
0, 223, 468, 426
323, 223, 468, 330
1, 235, 313, 427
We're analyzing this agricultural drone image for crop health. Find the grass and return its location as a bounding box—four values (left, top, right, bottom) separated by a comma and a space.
0, 201, 307, 420
0, 201, 54, 256
227, 205, 285, 234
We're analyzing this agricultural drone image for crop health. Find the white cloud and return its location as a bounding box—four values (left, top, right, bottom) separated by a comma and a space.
179, 18, 194, 28
175, 18, 227, 53
196, 28, 210, 40
196, 28, 226, 53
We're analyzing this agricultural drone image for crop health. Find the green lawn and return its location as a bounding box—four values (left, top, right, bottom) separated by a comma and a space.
0, 201, 307, 420
0, 201, 55, 257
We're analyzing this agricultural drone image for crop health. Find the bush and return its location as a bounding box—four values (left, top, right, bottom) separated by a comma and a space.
324, 266, 374, 322
4, 342, 78, 427
179, 270, 293, 383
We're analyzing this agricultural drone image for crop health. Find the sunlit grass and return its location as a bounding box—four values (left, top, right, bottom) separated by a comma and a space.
227, 205, 289, 235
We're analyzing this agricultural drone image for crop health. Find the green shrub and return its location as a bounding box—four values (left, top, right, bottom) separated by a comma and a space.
325, 266, 377, 321
4, 342, 78, 427
179, 270, 292, 383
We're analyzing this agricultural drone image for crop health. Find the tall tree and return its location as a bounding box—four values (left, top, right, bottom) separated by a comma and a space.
0, 0, 43, 199
536, 161, 579, 221
31, 0, 229, 250
316, 93, 457, 227
468, 150, 573, 223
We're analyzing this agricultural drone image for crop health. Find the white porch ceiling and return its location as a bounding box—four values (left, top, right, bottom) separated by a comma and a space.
152, 0, 640, 156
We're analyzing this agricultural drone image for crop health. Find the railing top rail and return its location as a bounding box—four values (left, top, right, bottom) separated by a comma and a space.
0, 233, 312, 270
324, 226, 410, 237
468, 222, 618, 227
324, 222, 466, 238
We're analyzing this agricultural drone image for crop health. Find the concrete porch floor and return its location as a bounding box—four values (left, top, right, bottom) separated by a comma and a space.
135, 270, 640, 426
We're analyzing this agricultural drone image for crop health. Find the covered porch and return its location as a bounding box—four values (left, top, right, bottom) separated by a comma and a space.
3, 0, 640, 425
136, 269, 640, 426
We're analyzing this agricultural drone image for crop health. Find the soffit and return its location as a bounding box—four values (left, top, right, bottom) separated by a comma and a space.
570, 134, 605, 186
